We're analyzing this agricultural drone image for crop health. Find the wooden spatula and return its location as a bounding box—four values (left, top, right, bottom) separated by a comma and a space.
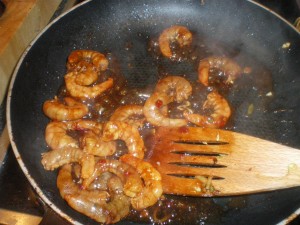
146, 126, 300, 196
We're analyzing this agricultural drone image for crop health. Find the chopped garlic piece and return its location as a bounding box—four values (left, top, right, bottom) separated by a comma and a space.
282, 42, 291, 49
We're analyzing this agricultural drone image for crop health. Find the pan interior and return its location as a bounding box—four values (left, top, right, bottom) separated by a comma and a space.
8, 0, 300, 224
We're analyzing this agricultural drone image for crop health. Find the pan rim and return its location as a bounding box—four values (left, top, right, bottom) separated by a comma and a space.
5, 0, 300, 224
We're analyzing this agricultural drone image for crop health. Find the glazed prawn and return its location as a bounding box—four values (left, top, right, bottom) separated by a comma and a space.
67, 50, 109, 72
120, 154, 163, 210
65, 72, 113, 99
144, 76, 192, 127
57, 163, 131, 224
45, 121, 78, 150
183, 91, 231, 128
70, 60, 99, 86
198, 56, 242, 86
102, 121, 145, 159
82, 158, 144, 198
43, 97, 88, 121
158, 25, 192, 59
109, 105, 145, 128
41, 146, 94, 175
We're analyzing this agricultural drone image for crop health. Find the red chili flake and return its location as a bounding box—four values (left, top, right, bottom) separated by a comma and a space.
178, 126, 189, 133
155, 99, 163, 108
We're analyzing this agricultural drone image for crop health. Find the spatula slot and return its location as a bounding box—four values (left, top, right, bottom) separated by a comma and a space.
171, 150, 226, 157
168, 162, 226, 168
174, 140, 229, 145
167, 173, 224, 180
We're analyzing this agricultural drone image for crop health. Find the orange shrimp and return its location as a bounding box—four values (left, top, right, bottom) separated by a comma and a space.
158, 25, 192, 59
183, 91, 231, 128
110, 105, 145, 128
65, 72, 113, 99
43, 97, 88, 121
198, 56, 242, 86
67, 50, 109, 72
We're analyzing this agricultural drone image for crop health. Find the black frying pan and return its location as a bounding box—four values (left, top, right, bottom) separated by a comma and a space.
7, 0, 300, 224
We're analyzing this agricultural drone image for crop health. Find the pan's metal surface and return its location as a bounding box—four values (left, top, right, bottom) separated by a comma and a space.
7, 0, 300, 224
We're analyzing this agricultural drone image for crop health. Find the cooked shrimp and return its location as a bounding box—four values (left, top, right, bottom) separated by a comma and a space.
144, 76, 192, 127
81, 130, 116, 156
41, 146, 95, 179
43, 97, 88, 121
65, 72, 113, 99
158, 25, 192, 59
83, 159, 144, 198
71, 61, 99, 86
120, 154, 163, 210
57, 164, 130, 224
183, 91, 231, 128
154, 76, 192, 102
67, 50, 109, 72
45, 121, 78, 150
198, 56, 242, 86
110, 105, 145, 128
102, 121, 145, 159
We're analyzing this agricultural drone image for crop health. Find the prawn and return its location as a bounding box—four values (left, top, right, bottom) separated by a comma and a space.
183, 91, 231, 128
43, 97, 88, 121
45, 121, 78, 150
198, 56, 242, 86
158, 25, 192, 59
144, 76, 192, 127
120, 154, 163, 210
81, 130, 116, 157
102, 121, 145, 159
57, 164, 131, 224
65, 72, 113, 99
67, 50, 109, 72
71, 61, 99, 86
110, 105, 145, 128
41, 146, 95, 179
82, 158, 144, 198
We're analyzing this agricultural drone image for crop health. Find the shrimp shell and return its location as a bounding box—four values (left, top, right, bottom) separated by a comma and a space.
102, 121, 145, 159
120, 154, 163, 210
43, 97, 88, 121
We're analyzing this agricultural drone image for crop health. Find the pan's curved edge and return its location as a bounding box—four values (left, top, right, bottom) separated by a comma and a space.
248, 0, 300, 35
5, 0, 93, 224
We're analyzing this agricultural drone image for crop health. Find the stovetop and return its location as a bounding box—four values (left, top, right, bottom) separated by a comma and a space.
0, 1, 299, 225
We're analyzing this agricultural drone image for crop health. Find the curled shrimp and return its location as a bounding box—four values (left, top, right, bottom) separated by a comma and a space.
45, 121, 78, 150
65, 72, 113, 99
41, 146, 95, 179
81, 130, 117, 157
102, 121, 145, 159
183, 91, 231, 128
43, 97, 88, 121
70, 61, 99, 86
83, 158, 144, 198
158, 25, 192, 59
154, 76, 192, 102
144, 76, 192, 127
110, 105, 145, 128
57, 164, 130, 224
120, 154, 163, 210
198, 56, 242, 86
67, 50, 109, 72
